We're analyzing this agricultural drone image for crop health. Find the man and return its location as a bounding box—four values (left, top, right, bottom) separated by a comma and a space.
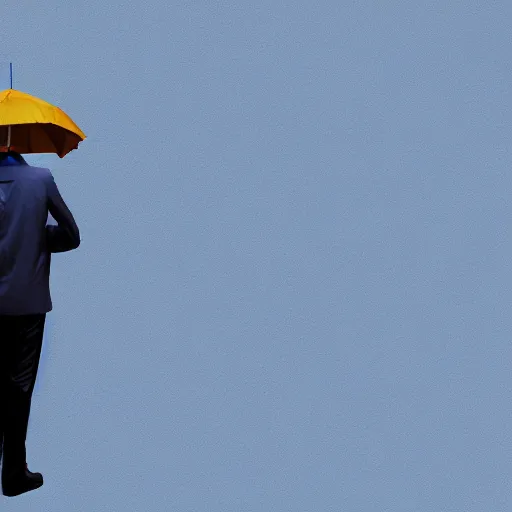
0, 150, 80, 497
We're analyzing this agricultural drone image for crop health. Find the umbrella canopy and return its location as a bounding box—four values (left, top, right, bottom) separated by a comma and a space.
0, 89, 86, 158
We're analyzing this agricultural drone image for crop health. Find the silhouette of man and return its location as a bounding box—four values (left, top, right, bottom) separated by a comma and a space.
0, 151, 80, 497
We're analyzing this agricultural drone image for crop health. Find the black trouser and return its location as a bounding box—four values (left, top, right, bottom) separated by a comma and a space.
0, 314, 46, 479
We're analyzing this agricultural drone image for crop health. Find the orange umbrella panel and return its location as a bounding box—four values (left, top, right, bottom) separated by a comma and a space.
0, 124, 83, 158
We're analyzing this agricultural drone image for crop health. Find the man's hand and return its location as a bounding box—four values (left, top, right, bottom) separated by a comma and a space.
46, 225, 81, 253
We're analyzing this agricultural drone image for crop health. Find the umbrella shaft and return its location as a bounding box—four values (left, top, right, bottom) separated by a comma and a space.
7, 125, 10, 149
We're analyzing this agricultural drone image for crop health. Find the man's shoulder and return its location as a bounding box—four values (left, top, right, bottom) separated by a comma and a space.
26, 165, 51, 174
0, 164, 51, 182
22, 165, 52, 181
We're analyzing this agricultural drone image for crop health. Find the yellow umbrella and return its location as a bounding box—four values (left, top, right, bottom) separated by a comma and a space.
0, 89, 86, 158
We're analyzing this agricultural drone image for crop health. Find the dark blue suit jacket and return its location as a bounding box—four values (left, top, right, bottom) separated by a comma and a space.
0, 157, 80, 315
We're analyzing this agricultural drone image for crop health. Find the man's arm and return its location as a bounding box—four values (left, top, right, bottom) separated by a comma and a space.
45, 171, 80, 253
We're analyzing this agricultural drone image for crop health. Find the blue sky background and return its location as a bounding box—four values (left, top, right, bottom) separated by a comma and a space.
2, 1, 512, 510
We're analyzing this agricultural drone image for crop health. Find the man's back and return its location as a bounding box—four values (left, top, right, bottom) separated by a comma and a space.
0, 159, 80, 315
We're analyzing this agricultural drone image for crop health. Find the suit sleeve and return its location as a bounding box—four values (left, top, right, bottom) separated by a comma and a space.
45, 171, 81, 253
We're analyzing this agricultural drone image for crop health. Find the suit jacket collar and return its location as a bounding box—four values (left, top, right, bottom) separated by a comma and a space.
0, 155, 28, 166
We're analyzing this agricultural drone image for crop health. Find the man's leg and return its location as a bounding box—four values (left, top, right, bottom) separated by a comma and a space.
0, 316, 18, 469
1, 314, 46, 482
